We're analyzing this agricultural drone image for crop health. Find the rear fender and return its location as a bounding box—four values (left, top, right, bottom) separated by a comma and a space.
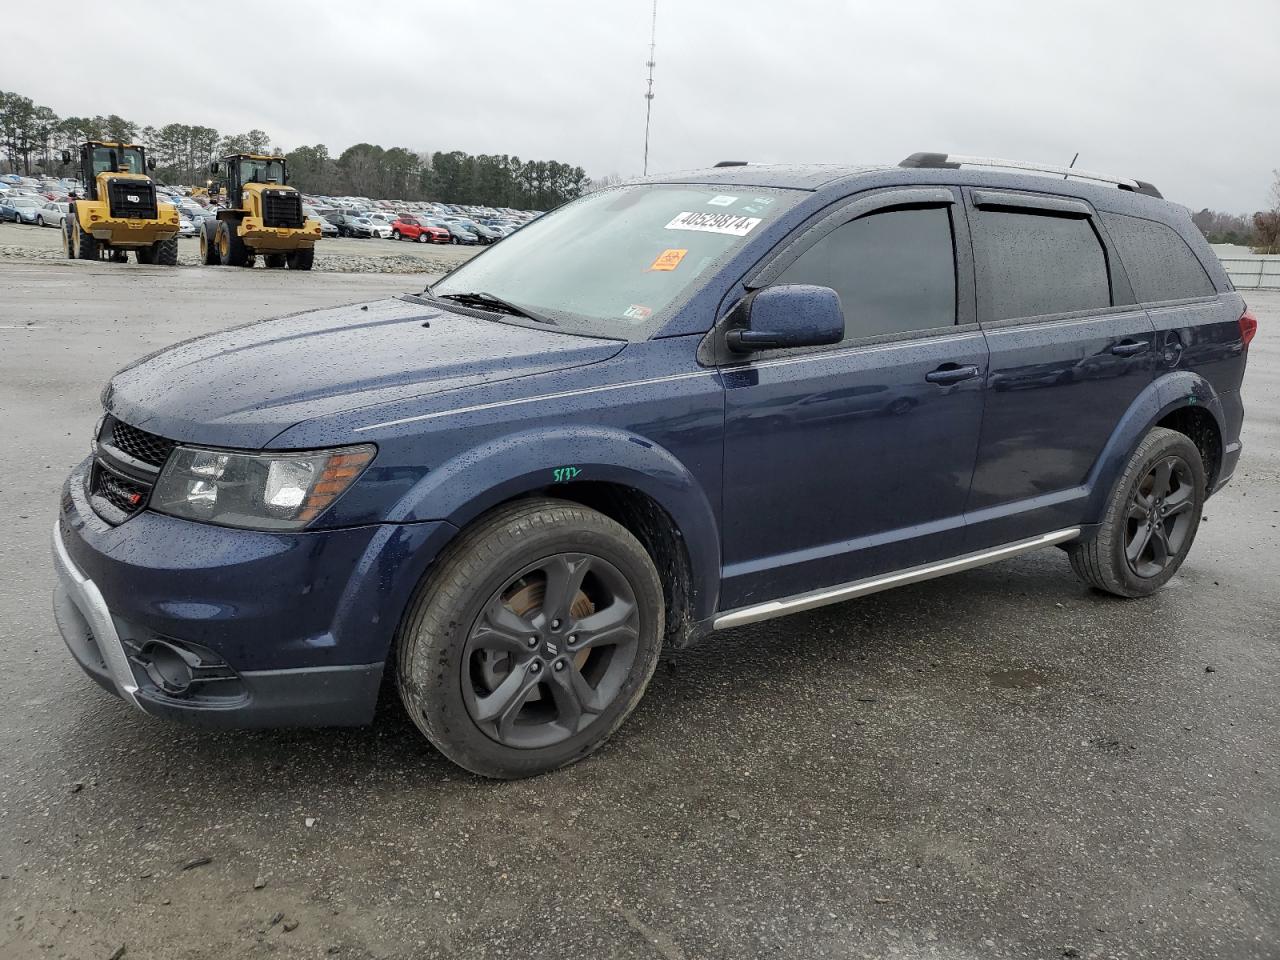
391, 426, 722, 619
1085, 370, 1226, 520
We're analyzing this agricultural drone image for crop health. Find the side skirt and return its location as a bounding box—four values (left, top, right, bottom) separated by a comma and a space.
712, 527, 1081, 631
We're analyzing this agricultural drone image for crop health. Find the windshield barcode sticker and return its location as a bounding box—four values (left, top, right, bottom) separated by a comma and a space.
665, 211, 761, 237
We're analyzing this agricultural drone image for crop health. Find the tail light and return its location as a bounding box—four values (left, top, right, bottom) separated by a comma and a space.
1240, 308, 1258, 348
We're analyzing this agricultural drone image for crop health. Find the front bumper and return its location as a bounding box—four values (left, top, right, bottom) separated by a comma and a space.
52, 464, 456, 728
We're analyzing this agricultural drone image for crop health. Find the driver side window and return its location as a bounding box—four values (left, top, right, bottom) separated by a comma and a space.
775, 206, 958, 341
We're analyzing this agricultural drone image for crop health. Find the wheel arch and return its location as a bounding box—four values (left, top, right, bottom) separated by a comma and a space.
388, 426, 722, 635
1086, 370, 1228, 519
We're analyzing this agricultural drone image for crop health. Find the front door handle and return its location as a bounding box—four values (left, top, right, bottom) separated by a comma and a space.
925, 364, 980, 385
1110, 339, 1150, 357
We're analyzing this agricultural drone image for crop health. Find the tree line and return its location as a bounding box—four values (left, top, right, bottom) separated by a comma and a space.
0, 88, 591, 209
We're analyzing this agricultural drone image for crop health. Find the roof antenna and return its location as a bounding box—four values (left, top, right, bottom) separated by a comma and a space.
1064, 151, 1079, 179
642, 0, 658, 176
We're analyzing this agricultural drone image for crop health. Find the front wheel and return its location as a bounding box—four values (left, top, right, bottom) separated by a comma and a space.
1067, 426, 1206, 597
396, 498, 664, 779
418, 232, 430, 243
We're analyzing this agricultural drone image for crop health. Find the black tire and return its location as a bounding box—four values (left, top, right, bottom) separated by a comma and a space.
396, 498, 664, 779
1067, 426, 1206, 598
36, 215, 45, 227
286, 248, 314, 271
73, 216, 98, 260
264, 253, 287, 269
155, 237, 178, 266
62, 218, 74, 258
135, 245, 156, 265
199, 220, 220, 265
216, 219, 250, 267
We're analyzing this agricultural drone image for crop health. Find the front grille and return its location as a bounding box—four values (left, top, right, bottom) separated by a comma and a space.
97, 468, 149, 515
262, 189, 303, 228
106, 179, 158, 220
106, 417, 175, 467
88, 416, 174, 524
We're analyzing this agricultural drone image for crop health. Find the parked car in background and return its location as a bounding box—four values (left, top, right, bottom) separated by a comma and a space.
426, 217, 480, 244
36, 200, 69, 228
178, 216, 197, 238
348, 215, 392, 239
1, 195, 42, 224
303, 205, 339, 237
391, 216, 449, 243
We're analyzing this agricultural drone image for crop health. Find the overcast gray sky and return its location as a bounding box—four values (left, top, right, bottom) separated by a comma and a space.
9, 0, 1278, 211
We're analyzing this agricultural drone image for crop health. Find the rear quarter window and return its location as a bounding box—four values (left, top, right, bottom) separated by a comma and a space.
1101, 212, 1215, 303
971, 208, 1111, 321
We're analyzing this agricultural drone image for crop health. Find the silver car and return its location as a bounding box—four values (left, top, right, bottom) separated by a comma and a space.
37, 201, 70, 228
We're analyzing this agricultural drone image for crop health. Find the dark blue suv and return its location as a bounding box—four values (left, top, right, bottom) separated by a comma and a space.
54, 153, 1256, 778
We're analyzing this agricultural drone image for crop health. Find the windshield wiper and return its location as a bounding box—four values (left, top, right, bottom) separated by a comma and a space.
435, 291, 557, 326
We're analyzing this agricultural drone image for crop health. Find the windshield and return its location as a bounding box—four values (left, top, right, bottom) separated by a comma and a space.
91, 146, 145, 176
238, 158, 284, 184
430, 184, 799, 339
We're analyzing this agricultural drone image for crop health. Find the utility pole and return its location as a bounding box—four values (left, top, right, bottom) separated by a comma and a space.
643, 0, 657, 176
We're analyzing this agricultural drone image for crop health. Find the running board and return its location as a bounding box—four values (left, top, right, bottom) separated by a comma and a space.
712, 527, 1081, 630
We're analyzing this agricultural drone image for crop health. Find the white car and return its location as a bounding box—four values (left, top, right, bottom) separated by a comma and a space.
36, 201, 70, 228
178, 217, 197, 237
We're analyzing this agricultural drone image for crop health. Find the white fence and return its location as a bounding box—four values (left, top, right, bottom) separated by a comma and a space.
1218, 256, 1280, 290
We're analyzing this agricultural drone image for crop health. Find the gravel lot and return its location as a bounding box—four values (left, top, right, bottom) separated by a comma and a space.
0, 220, 478, 274
0, 262, 1277, 960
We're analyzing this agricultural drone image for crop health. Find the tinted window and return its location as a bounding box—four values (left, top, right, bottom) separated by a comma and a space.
775, 207, 956, 339
972, 209, 1110, 321
1101, 213, 1215, 302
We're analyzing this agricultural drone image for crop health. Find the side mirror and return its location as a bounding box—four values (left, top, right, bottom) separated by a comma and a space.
147, 158, 156, 171
725, 285, 845, 353
61, 150, 71, 165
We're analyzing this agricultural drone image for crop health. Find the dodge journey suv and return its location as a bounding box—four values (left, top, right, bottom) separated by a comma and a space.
54, 153, 1255, 778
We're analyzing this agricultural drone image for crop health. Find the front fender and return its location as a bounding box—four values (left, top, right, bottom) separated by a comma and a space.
390, 425, 722, 619
1085, 370, 1228, 519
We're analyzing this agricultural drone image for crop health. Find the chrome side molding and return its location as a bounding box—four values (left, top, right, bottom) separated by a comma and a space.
713, 527, 1081, 630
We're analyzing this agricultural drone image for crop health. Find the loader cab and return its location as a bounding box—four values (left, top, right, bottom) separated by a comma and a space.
62, 142, 155, 201
210, 154, 289, 204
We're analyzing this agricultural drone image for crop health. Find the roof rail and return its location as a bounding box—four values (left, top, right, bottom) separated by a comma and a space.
713, 160, 749, 168
899, 152, 1162, 199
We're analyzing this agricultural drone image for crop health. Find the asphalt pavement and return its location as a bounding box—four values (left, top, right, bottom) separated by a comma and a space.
1, 262, 1277, 960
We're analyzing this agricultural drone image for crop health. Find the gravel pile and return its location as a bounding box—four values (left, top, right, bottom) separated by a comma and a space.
0, 243, 451, 274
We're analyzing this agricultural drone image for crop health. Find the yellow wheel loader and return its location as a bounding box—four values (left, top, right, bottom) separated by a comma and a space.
200, 154, 321, 270
61, 142, 181, 265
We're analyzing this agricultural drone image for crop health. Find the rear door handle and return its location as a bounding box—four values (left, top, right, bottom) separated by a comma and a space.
925, 364, 980, 385
1110, 339, 1150, 356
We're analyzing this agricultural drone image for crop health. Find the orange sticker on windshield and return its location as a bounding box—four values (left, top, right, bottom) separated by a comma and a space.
649, 248, 688, 272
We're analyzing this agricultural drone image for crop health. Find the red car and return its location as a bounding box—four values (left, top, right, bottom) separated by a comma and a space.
391, 216, 450, 244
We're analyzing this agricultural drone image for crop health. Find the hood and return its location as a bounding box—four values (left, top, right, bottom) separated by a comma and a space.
105, 297, 624, 449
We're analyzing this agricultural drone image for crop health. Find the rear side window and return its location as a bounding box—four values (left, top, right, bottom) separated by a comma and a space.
775, 206, 957, 339
1101, 213, 1215, 302
971, 209, 1110, 321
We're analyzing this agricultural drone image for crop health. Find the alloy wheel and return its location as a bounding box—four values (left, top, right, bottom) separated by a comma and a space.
1124, 454, 1196, 579
462, 553, 641, 749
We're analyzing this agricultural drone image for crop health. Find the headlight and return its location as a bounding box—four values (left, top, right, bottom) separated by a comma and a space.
151, 444, 375, 530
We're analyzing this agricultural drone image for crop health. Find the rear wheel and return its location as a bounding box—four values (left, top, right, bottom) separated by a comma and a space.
1067, 427, 1206, 597
199, 221, 219, 265
216, 220, 250, 267
155, 237, 178, 266
72, 217, 98, 260
264, 253, 287, 269
396, 498, 664, 779
286, 248, 314, 271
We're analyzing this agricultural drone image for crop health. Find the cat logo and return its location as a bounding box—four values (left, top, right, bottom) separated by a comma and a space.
126, 194, 140, 203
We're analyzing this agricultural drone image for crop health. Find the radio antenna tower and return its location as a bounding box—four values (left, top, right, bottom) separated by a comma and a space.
643, 0, 657, 175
